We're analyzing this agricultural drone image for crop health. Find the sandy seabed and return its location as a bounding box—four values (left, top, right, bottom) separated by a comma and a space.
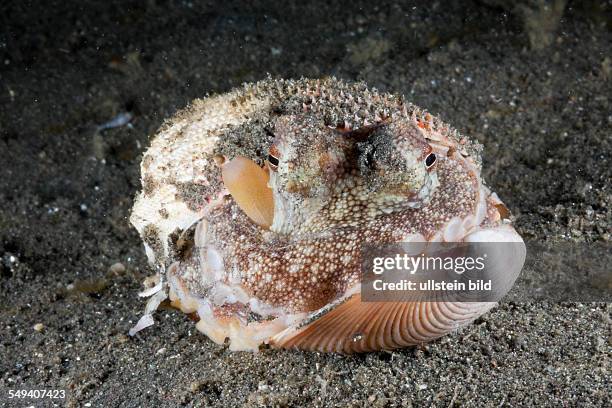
1, 1, 610, 406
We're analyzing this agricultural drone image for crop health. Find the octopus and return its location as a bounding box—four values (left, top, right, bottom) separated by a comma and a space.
129, 77, 525, 353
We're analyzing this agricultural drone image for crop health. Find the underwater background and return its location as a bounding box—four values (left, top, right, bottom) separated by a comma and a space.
1, 1, 610, 406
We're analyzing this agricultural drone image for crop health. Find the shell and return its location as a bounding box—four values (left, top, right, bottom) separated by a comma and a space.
129, 77, 525, 353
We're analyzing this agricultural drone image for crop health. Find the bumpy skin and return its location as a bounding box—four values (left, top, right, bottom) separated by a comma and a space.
130, 78, 524, 353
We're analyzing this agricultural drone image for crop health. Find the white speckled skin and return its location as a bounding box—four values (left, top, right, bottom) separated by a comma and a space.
130, 90, 272, 263
130, 78, 525, 353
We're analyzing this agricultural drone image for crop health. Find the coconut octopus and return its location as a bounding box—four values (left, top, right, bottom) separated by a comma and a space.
129, 78, 525, 353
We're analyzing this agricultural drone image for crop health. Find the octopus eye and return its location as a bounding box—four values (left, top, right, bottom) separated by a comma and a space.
425, 153, 437, 168
267, 153, 279, 170
267, 145, 281, 171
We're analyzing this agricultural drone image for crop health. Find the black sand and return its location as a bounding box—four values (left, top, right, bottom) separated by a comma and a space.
1, 1, 610, 406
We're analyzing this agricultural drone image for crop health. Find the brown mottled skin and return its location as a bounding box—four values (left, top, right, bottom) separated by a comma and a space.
132, 78, 516, 351
181, 81, 483, 313
200, 147, 478, 313
175, 79, 486, 312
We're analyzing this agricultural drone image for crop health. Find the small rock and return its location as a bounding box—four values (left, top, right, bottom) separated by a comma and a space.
33, 323, 44, 332
257, 381, 270, 392
594, 336, 605, 353
116, 334, 129, 344
190, 381, 204, 393
109, 262, 126, 275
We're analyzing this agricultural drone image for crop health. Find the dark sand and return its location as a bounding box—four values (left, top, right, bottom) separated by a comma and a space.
1, 1, 610, 406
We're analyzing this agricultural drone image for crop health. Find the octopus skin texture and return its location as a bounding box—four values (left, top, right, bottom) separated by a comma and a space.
129, 77, 526, 353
